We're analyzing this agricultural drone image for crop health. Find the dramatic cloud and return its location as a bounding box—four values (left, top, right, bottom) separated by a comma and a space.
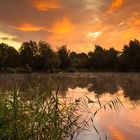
0, 31, 21, 49
16, 23, 45, 31
0, 0, 140, 52
87, 31, 102, 40
109, 0, 124, 12
33, 0, 62, 11
51, 17, 75, 34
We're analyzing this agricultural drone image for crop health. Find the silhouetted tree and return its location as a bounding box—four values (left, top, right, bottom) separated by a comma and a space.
0, 43, 19, 69
69, 52, 77, 69
38, 41, 60, 72
118, 39, 140, 71
69, 52, 88, 70
0, 39, 140, 72
5, 46, 20, 68
19, 41, 37, 71
88, 45, 106, 70
105, 48, 118, 70
57, 46, 70, 70
77, 53, 88, 69
0, 43, 9, 69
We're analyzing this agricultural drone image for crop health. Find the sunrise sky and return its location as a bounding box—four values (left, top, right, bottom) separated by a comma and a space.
0, 0, 140, 52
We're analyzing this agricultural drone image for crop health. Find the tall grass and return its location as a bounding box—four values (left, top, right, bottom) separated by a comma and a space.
0, 81, 123, 140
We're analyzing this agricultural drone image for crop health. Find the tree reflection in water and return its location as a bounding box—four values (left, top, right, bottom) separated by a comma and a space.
0, 73, 140, 101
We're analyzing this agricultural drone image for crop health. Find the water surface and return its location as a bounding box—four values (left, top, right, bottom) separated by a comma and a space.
0, 73, 140, 140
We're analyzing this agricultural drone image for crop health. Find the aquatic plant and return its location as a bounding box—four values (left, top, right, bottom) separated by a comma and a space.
0, 81, 123, 140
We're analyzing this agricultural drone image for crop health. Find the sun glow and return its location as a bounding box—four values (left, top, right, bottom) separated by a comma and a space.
109, 0, 124, 12
52, 17, 75, 34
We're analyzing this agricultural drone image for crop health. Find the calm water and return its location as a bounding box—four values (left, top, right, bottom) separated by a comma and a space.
0, 73, 140, 140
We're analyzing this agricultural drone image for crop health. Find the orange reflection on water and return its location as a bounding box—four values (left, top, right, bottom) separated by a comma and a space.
108, 126, 126, 140
65, 86, 140, 140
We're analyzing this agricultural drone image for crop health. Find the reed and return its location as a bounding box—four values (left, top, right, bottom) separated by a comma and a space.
0, 80, 123, 140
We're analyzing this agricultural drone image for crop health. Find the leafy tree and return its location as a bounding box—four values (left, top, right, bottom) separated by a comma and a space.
5, 47, 20, 68
0, 39, 140, 72
0, 43, 9, 69
88, 45, 106, 70
118, 39, 140, 71
69, 52, 77, 68
57, 46, 70, 70
0, 43, 19, 69
38, 41, 60, 72
105, 48, 118, 70
69, 52, 88, 70
77, 53, 88, 69
19, 41, 38, 70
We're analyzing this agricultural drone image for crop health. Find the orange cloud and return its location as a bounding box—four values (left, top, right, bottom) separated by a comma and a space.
0, 32, 21, 49
33, 0, 62, 11
128, 17, 140, 26
51, 17, 75, 34
109, 0, 124, 12
16, 23, 45, 31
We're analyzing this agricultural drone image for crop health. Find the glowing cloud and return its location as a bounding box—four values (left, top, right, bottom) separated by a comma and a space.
87, 31, 102, 39
16, 23, 45, 31
109, 0, 124, 12
0, 32, 17, 40
0, 32, 21, 49
51, 17, 75, 34
128, 17, 140, 26
0, 0, 140, 52
33, 0, 62, 11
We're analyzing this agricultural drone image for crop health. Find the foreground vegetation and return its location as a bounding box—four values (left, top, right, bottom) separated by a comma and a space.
0, 82, 123, 140
0, 39, 140, 72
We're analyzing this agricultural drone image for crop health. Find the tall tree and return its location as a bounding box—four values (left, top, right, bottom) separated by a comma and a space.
0, 43, 9, 69
69, 52, 88, 69
119, 39, 140, 71
19, 41, 38, 71
38, 41, 59, 71
0, 43, 19, 69
88, 45, 106, 70
57, 46, 70, 70
105, 48, 118, 70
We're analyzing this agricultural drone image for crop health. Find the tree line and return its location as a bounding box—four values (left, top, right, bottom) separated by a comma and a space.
0, 39, 140, 72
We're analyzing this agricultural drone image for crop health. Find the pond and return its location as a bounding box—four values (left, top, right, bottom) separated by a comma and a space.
0, 73, 140, 140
